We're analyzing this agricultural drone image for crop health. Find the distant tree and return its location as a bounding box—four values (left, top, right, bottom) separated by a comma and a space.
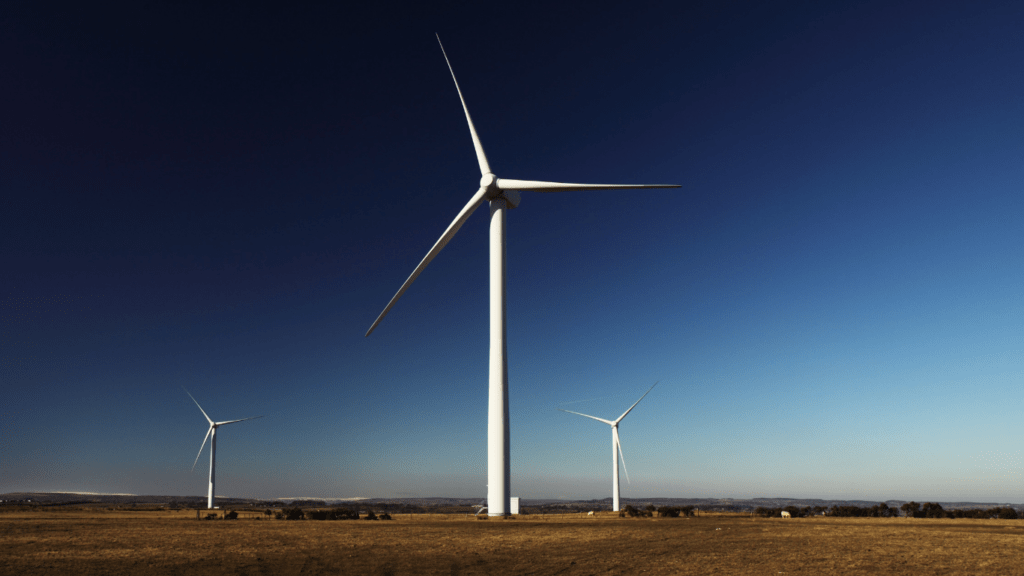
282, 507, 304, 520
869, 503, 893, 518
921, 502, 944, 518
379, 513, 392, 520
365, 510, 378, 520
620, 505, 639, 518
901, 502, 920, 518
657, 506, 680, 518
754, 507, 781, 518
264, 509, 273, 517
998, 507, 1019, 520
782, 506, 803, 518
224, 510, 238, 520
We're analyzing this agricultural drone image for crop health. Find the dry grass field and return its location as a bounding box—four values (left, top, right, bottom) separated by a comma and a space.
2, 509, 1023, 575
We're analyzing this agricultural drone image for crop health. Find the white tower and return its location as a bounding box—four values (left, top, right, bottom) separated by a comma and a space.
366, 37, 678, 516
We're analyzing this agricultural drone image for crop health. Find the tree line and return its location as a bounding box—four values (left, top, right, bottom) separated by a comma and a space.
618, 505, 700, 518
272, 507, 392, 520
752, 502, 1021, 519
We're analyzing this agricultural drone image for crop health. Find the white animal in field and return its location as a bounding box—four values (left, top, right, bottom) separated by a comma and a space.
588, 511, 594, 516
781, 511, 792, 518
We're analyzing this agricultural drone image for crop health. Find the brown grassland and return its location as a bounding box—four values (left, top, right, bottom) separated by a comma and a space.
2, 509, 1023, 575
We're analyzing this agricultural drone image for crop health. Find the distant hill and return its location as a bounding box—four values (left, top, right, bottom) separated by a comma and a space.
3, 492, 1021, 511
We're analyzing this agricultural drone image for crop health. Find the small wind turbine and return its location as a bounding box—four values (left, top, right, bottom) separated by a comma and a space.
366, 36, 679, 517
559, 382, 658, 512
184, 388, 263, 509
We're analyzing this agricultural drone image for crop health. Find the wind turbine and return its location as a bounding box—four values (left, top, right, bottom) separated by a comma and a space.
365, 36, 680, 517
184, 389, 263, 509
559, 382, 658, 512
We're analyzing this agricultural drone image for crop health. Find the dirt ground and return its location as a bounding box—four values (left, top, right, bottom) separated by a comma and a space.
2, 509, 1023, 575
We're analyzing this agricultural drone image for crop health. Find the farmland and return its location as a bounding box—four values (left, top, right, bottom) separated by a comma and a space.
3, 508, 1024, 575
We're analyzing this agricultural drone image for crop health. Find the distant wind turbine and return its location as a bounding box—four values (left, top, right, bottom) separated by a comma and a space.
184, 388, 263, 509
559, 382, 658, 512
365, 35, 680, 517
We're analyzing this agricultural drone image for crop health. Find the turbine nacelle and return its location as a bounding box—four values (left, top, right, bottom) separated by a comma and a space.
481, 174, 520, 209
495, 186, 520, 209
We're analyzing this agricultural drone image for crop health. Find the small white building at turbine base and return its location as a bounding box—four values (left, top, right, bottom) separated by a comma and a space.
510, 497, 520, 515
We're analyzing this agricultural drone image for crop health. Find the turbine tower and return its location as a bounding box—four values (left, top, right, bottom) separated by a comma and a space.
185, 389, 263, 509
559, 382, 658, 512
366, 36, 680, 516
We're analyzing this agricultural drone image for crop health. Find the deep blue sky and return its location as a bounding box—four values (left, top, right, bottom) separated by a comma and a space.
3, 1, 1022, 502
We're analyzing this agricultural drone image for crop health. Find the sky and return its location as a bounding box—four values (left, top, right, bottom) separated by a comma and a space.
2, 1, 1022, 503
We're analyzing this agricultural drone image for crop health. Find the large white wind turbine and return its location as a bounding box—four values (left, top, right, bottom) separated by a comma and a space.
559, 382, 658, 512
185, 389, 263, 509
366, 36, 680, 517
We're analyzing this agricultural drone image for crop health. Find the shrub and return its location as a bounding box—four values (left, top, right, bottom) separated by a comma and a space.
620, 505, 640, 518
379, 513, 392, 520
281, 507, 304, 520
224, 510, 238, 520
782, 506, 803, 518
336, 508, 359, 520
658, 506, 680, 518
364, 510, 378, 520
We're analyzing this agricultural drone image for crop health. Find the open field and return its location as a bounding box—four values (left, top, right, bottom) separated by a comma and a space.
2, 509, 1023, 575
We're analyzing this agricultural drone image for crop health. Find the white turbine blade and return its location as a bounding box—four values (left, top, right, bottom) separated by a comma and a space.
215, 415, 264, 426
436, 34, 491, 176
614, 428, 630, 485
183, 387, 213, 425
498, 179, 680, 192
366, 186, 489, 336
558, 408, 615, 426
192, 426, 212, 472
614, 381, 658, 424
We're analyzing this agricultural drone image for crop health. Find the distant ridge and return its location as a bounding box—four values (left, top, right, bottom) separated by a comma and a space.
3, 492, 1021, 510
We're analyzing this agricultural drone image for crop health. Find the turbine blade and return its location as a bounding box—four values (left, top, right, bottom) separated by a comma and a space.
215, 415, 264, 426
183, 387, 213, 425
192, 426, 212, 472
436, 35, 491, 176
558, 408, 615, 426
614, 381, 658, 424
614, 427, 630, 485
366, 186, 489, 336
498, 179, 680, 192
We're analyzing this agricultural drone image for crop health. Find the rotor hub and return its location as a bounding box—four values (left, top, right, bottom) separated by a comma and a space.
480, 173, 497, 191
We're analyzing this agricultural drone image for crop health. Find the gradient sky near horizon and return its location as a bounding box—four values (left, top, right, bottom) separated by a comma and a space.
3, 1, 1023, 503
